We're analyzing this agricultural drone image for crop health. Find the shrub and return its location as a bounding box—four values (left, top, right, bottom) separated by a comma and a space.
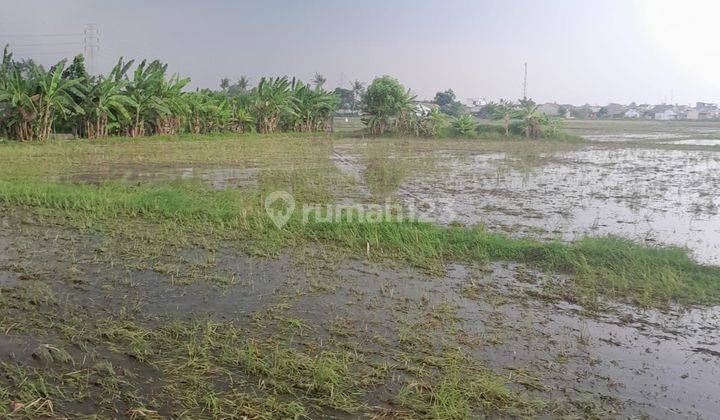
453, 115, 478, 137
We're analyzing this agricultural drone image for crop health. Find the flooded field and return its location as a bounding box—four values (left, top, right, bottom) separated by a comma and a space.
329, 121, 720, 265
1, 122, 719, 418
393, 146, 720, 265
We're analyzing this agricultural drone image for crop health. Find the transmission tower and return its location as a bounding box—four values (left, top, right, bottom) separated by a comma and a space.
83, 24, 99, 74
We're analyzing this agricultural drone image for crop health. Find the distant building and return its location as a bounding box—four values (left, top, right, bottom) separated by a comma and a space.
686, 109, 700, 120
537, 103, 561, 116
465, 98, 488, 107
654, 107, 678, 120
696, 102, 719, 119
624, 109, 640, 118
414, 102, 438, 117
604, 103, 627, 118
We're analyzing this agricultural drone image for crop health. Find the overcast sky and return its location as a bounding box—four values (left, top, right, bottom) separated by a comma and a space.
2, 0, 719, 105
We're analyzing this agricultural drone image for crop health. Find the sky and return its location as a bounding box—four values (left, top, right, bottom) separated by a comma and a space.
1, 0, 719, 105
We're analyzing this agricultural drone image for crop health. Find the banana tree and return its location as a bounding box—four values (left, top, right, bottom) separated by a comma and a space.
124, 60, 169, 137
515, 102, 545, 139
493, 99, 516, 136
252, 77, 295, 134
153, 73, 190, 135
291, 82, 338, 132
0, 68, 39, 140
185, 90, 218, 134
83, 59, 136, 138
34, 61, 85, 140
453, 115, 477, 137
394, 88, 416, 134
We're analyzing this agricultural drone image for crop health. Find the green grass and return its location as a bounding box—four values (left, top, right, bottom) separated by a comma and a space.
396, 351, 544, 419
0, 177, 717, 307
0, 282, 541, 418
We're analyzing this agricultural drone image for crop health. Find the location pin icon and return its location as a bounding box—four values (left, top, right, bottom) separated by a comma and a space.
264, 191, 296, 228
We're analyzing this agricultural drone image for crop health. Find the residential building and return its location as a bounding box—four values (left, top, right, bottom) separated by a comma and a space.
537, 103, 561, 116
686, 109, 700, 120
625, 109, 640, 118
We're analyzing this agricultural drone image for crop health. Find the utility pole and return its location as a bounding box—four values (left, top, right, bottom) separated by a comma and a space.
83, 23, 99, 75
522, 62, 528, 100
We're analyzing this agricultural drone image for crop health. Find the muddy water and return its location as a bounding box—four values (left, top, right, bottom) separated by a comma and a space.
565, 120, 720, 144
393, 147, 720, 264
56, 142, 720, 264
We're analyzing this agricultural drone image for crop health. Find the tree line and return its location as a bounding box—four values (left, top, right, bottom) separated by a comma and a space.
360, 76, 559, 139
0, 49, 337, 141
0, 47, 557, 141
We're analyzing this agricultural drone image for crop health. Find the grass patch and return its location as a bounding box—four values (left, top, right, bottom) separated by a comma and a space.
396, 351, 544, 418
0, 178, 717, 307
362, 151, 408, 198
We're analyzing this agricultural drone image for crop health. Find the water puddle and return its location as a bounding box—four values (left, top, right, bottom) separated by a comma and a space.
51, 165, 260, 190
667, 139, 720, 146
393, 148, 720, 264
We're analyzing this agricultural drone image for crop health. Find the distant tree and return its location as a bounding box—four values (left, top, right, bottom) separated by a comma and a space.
237, 76, 249, 91
453, 115, 477, 137
333, 87, 354, 110
219, 78, 230, 92
557, 105, 568, 117
515, 102, 547, 139
476, 102, 498, 119
518, 97, 536, 108
226, 76, 250, 95
62, 54, 88, 81
492, 99, 517, 136
361, 75, 411, 135
434, 89, 456, 107
351, 79, 364, 112
434, 89, 463, 116
312, 72, 327, 89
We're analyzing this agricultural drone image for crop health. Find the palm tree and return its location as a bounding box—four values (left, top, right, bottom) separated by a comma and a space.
312, 72, 327, 89
236, 76, 249, 92
219, 78, 230, 92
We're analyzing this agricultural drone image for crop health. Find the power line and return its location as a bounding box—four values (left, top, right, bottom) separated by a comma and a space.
12, 51, 82, 56
4, 42, 82, 47
83, 23, 99, 75
0, 33, 83, 38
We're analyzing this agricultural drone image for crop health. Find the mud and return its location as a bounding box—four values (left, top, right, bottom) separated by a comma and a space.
1, 218, 719, 417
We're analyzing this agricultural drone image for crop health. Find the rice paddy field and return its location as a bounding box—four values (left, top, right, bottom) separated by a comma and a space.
1, 119, 720, 418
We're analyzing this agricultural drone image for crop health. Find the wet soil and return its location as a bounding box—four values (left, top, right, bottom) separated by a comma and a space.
1, 214, 719, 418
